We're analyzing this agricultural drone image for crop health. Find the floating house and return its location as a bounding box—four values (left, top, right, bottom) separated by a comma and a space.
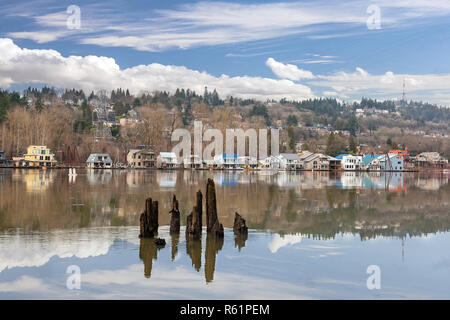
415, 152, 448, 168
183, 155, 202, 169
328, 156, 341, 171
157, 152, 178, 168
86, 153, 113, 169
14, 145, 57, 168
214, 153, 238, 169
377, 153, 404, 171
259, 155, 281, 170
0, 151, 7, 166
127, 149, 156, 168
302, 153, 330, 170
341, 155, 363, 171
237, 156, 258, 168
362, 154, 380, 171
278, 153, 302, 170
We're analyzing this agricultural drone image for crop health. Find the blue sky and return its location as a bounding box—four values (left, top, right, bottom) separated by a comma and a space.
1, 0, 450, 104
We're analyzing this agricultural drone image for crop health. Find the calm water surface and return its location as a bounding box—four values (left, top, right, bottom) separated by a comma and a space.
0, 168, 449, 299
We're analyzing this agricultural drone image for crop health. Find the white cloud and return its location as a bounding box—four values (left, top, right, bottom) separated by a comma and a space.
7, 1, 450, 50
8, 30, 70, 43
0, 38, 315, 101
2, 38, 450, 104
268, 233, 302, 253
311, 68, 450, 104
266, 58, 315, 80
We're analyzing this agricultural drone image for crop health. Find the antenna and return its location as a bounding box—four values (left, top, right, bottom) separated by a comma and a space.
402, 78, 406, 106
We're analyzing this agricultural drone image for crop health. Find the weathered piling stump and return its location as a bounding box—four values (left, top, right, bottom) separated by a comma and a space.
169, 195, 180, 234
139, 198, 159, 238
233, 212, 248, 236
186, 190, 203, 239
154, 238, 166, 246
206, 178, 224, 238
233, 212, 248, 250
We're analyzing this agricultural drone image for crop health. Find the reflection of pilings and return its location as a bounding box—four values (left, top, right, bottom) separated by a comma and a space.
186, 237, 202, 272
139, 238, 160, 278
234, 233, 248, 251
171, 233, 180, 261
205, 233, 224, 283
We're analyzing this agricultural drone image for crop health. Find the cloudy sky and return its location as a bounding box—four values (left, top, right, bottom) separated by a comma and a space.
1, 0, 450, 104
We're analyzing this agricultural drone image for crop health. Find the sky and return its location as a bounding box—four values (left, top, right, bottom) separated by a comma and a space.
1, 0, 450, 104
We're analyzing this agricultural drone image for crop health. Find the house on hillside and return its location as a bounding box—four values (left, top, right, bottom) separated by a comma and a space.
86, 154, 113, 168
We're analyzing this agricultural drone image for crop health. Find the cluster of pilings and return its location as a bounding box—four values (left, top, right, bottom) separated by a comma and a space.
140, 178, 245, 240
139, 178, 249, 280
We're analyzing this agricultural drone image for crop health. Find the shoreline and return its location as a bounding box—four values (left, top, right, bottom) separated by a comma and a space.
2, 166, 448, 173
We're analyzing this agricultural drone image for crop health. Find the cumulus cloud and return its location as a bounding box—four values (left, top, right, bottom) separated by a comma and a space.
268, 233, 302, 253
2, 38, 450, 104
0, 38, 315, 101
266, 58, 315, 81
311, 68, 450, 104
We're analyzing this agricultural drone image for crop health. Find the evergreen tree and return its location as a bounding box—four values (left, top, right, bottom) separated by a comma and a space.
35, 97, 43, 112
348, 135, 357, 154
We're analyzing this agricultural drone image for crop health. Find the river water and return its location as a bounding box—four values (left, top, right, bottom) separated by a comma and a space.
0, 168, 449, 299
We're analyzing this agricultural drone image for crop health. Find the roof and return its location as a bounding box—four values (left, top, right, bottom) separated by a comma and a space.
298, 151, 313, 160
129, 149, 154, 155
362, 155, 379, 165
86, 153, 112, 163
159, 152, 176, 158
335, 154, 351, 160
279, 153, 301, 160
222, 153, 237, 158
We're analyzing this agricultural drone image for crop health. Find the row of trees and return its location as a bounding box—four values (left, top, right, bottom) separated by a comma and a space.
0, 87, 448, 161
